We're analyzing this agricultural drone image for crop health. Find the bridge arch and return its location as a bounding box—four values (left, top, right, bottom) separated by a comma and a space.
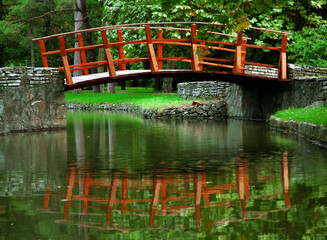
32, 22, 291, 91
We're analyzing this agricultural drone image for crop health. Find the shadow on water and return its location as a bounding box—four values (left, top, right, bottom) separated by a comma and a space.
1, 111, 327, 239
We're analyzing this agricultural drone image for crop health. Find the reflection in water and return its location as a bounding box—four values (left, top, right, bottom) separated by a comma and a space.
43, 157, 291, 231
1, 111, 327, 239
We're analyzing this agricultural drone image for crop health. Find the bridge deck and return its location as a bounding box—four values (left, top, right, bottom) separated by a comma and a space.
66, 69, 282, 90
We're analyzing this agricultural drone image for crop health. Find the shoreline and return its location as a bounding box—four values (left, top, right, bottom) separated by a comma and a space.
270, 117, 327, 149
66, 101, 327, 149
66, 99, 228, 120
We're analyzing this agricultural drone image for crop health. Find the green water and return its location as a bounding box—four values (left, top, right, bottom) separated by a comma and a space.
1, 111, 327, 239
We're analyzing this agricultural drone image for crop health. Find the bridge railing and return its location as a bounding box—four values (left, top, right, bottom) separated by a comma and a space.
32, 22, 291, 85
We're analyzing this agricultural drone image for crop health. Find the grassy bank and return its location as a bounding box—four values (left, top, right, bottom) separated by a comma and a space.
65, 88, 194, 110
272, 106, 327, 127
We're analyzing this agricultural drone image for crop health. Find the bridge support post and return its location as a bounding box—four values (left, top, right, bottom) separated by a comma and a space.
101, 30, 117, 77
59, 36, 73, 85
117, 29, 126, 71
233, 30, 244, 74
157, 29, 163, 70
191, 24, 200, 71
278, 34, 288, 80
145, 25, 159, 72
38, 40, 49, 67
77, 33, 89, 76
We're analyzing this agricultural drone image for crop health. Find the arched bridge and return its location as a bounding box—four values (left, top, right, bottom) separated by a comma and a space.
32, 22, 291, 91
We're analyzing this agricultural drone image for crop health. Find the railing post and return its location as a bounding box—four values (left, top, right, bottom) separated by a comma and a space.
157, 29, 163, 70
77, 33, 89, 75
191, 24, 200, 71
38, 40, 49, 67
145, 25, 159, 72
58, 36, 73, 85
278, 34, 288, 80
117, 29, 126, 71
233, 30, 243, 74
100, 30, 117, 77
241, 39, 247, 74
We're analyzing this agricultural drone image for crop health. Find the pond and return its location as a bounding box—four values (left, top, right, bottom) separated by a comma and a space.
1, 111, 327, 239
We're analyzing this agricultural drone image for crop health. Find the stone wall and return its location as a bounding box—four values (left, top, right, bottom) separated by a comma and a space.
0, 67, 66, 135
178, 81, 231, 100
67, 100, 228, 120
225, 76, 327, 119
270, 118, 327, 148
288, 64, 327, 78
244, 65, 278, 78
244, 64, 327, 79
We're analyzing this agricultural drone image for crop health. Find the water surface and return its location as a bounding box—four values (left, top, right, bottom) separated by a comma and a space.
1, 111, 327, 239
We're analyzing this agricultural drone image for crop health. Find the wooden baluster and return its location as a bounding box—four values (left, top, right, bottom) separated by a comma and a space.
77, 33, 89, 75
145, 25, 159, 72
157, 29, 163, 70
233, 30, 243, 75
241, 39, 247, 74
191, 24, 200, 71
117, 29, 126, 71
100, 30, 117, 77
278, 34, 288, 80
38, 40, 49, 67
58, 36, 73, 85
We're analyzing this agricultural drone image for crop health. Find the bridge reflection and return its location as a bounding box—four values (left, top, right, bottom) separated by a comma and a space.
42, 153, 291, 231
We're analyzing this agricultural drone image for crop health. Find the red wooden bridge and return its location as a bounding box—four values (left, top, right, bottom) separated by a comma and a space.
32, 22, 291, 91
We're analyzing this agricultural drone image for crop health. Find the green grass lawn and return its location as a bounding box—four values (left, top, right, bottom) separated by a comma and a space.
272, 106, 327, 127
66, 88, 193, 109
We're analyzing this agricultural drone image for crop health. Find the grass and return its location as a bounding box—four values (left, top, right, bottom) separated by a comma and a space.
272, 106, 327, 127
66, 87, 194, 110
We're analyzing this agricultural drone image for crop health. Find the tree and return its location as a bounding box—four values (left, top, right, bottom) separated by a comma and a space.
0, 0, 75, 67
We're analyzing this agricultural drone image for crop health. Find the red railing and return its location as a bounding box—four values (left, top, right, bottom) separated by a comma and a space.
32, 22, 291, 86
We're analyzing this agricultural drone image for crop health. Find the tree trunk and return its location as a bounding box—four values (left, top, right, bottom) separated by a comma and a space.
72, 0, 86, 93
121, 81, 126, 90
105, 21, 115, 93
0, 0, 4, 67
162, 61, 176, 93
107, 82, 115, 93
29, 22, 34, 67
153, 79, 161, 91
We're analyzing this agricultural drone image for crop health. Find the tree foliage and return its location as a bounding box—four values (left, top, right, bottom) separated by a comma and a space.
0, 0, 326, 68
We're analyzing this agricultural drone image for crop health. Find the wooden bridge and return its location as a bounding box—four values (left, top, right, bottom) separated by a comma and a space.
32, 22, 291, 91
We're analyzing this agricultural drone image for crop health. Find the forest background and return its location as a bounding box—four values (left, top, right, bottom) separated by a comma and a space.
0, 0, 326, 91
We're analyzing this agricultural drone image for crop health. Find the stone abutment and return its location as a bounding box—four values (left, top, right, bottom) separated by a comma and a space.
0, 67, 66, 135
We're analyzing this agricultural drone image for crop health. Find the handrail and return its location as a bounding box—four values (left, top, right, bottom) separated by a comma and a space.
32, 22, 291, 41
34, 22, 290, 85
